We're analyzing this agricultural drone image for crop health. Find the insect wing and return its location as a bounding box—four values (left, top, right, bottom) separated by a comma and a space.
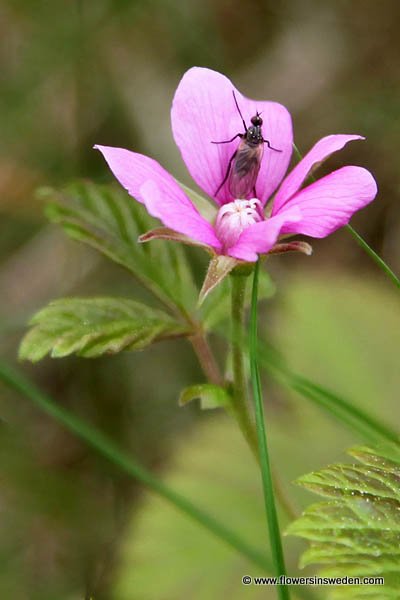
229, 141, 264, 199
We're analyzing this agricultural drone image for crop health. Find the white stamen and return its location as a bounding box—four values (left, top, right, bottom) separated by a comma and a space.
215, 198, 263, 249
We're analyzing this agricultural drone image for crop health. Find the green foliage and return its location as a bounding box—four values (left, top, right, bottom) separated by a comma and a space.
42, 181, 197, 314
179, 383, 231, 410
19, 297, 190, 362
288, 445, 400, 598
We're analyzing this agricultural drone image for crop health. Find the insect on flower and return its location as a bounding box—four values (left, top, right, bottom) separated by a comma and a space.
212, 91, 282, 200
95, 67, 377, 266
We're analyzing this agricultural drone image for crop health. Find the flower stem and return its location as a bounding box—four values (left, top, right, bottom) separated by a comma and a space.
230, 272, 260, 458
250, 260, 289, 600
188, 278, 298, 522
190, 331, 224, 386
0, 360, 273, 573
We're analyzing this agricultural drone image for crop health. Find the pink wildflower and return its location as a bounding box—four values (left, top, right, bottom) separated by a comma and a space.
95, 67, 377, 263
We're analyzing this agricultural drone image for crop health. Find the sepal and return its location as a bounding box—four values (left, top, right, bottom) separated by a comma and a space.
198, 255, 239, 305
139, 227, 212, 250
269, 241, 313, 256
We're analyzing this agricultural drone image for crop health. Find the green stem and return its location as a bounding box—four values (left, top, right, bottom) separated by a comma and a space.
190, 331, 224, 386
250, 260, 290, 600
293, 142, 400, 290
230, 273, 259, 458
0, 360, 271, 573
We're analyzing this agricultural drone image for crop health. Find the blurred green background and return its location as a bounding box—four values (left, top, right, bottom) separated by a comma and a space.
0, 1, 399, 598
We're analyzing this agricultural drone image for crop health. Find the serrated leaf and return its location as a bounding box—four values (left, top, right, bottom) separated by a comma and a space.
19, 297, 191, 362
41, 182, 198, 314
287, 445, 400, 598
179, 384, 231, 410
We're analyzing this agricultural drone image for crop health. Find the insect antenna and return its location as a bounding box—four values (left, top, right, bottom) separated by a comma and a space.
232, 90, 247, 132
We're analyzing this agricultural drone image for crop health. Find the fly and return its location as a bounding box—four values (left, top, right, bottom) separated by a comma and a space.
212, 90, 282, 199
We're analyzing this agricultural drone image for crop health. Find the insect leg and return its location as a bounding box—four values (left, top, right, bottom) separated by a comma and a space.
211, 133, 243, 144
215, 150, 237, 197
263, 139, 282, 152
232, 90, 248, 132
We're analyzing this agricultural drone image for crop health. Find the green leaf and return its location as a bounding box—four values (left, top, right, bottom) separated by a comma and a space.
19, 297, 191, 362
41, 181, 197, 314
287, 445, 400, 598
179, 384, 231, 410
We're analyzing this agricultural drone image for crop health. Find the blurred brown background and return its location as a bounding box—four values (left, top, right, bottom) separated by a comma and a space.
0, 1, 399, 598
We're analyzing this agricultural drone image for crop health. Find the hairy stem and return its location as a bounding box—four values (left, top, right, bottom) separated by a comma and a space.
230, 273, 260, 458
228, 273, 298, 521
190, 331, 224, 386
188, 305, 298, 522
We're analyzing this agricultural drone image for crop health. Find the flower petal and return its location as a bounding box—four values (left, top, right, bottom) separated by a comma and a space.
227, 208, 302, 262
95, 144, 221, 249
278, 166, 377, 238
140, 180, 222, 249
272, 134, 364, 214
171, 67, 292, 205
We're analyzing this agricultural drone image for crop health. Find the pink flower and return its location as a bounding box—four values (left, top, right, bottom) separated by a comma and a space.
95, 67, 377, 263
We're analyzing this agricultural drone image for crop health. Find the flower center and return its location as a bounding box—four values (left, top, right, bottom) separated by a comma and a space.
215, 199, 264, 250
